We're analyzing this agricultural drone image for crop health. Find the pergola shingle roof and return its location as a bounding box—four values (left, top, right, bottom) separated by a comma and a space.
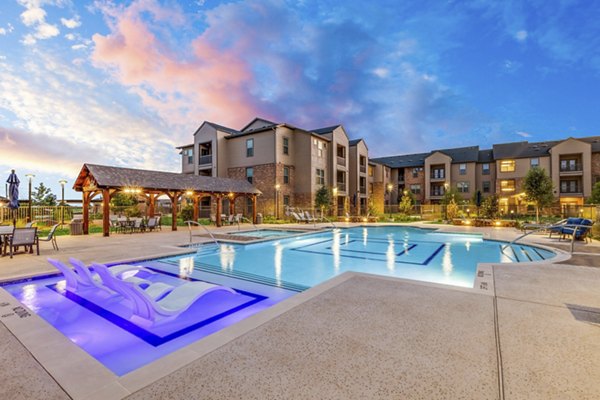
73, 164, 261, 195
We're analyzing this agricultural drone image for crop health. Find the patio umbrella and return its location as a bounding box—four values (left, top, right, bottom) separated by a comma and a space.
6, 169, 19, 226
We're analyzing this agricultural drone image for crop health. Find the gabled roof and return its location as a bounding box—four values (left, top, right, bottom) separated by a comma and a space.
371, 153, 429, 168
349, 138, 362, 146
478, 149, 494, 163
432, 146, 480, 163
73, 164, 261, 195
192, 121, 241, 136
312, 125, 341, 135
240, 117, 278, 132
492, 140, 559, 159
175, 143, 193, 149
572, 136, 600, 152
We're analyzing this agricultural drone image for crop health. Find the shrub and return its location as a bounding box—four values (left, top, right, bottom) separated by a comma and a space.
180, 205, 194, 222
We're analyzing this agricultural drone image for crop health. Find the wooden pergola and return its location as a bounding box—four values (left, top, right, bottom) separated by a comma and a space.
73, 164, 261, 237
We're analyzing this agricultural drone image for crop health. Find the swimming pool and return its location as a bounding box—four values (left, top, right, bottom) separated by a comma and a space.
169, 226, 556, 289
227, 229, 306, 238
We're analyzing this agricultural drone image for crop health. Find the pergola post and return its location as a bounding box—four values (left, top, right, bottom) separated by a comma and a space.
102, 188, 111, 237
193, 195, 199, 222
147, 193, 157, 217
252, 195, 258, 224
215, 194, 222, 227
229, 195, 235, 216
82, 191, 90, 235
170, 191, 180, 231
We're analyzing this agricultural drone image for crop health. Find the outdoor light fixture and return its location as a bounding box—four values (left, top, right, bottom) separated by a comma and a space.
332, 186, 338, 196
495, 221, 502, 226
386, 183, 393, 218
274, 184, 281, 219
465, 220, 471, 225
59, 179, 68, 225
185, 190, 194, 196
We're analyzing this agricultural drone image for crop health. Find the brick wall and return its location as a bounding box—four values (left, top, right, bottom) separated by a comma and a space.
371, 182, 385, 214
404, 168, 425, 203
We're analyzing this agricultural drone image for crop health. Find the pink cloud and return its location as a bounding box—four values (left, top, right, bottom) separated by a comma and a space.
91, 0, 264, 128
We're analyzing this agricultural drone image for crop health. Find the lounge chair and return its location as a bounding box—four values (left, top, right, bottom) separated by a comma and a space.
67, 258, 156, 292
92, 263, 173, 301
559, 218, 593, 243
549, 218, 586, 239
91, 262, 237, 324
8, 227, 38, 258
38, 224, 60, 250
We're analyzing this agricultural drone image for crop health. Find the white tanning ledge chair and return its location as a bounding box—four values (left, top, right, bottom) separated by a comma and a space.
91, 262, 237, 325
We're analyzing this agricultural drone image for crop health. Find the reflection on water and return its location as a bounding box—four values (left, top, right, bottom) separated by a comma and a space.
273, 241, 282, 286
442, 244, 453, 276
178, 257, 194, 277
219, 244, 236, 272
386, 237, 395, 271
332, 230, 341, 272
465, 241, 471, 252
362, 227, 368, 246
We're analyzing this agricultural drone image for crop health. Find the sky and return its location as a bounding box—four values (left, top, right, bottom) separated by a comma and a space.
0, 0, 599, 199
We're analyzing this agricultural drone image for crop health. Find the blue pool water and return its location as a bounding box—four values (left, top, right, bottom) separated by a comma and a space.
228, 229, 305, 238
174, 226, 556, 289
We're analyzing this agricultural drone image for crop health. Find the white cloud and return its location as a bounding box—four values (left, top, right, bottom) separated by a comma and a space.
71, 44, 86, 50
516, 131, 532, 138
64, 33, 75, 40
20, 7, 46, 26
36, 23, 60, 39
61, 17, 81, 29
372, 67, 389, 78
514, 30, 528, 42
0, 28, 6, 36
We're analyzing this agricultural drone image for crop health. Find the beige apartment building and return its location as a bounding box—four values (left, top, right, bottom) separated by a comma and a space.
177, 118, 370, 217
371, 136, 600, 209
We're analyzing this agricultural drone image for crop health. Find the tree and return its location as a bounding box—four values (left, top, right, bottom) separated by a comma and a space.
442, 187, 461, 205
314, 186, 331, 217
523, 167, 554, 223
32, 183, 57, 206
446, 198, 459, 221
587, 182, 600, 204
398, 191, 414, 215
481, 194, 500, 219
111, 192, 138, 207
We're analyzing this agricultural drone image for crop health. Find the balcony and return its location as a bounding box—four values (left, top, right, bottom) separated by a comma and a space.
360, 164, 367, 173
337, 156, 346, 167
337, 183, 346, 193
559, 162, 583, 176
359, 186, 367, 194
430, 169, 445, 182
199, 154, 212, 165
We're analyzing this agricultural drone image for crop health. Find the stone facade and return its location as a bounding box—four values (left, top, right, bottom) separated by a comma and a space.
371, 182, 385, 214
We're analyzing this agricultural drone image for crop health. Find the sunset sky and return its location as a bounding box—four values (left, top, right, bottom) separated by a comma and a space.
1, 0, 599, 198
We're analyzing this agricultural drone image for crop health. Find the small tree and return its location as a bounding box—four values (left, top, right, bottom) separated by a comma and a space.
446, 198, 459, 221
587, 182, 600, 204
111, 192, 138, 207
442, 187, 461, 205
32, 183, 57, 206
314, 186, 331, 217
481, 194, 500, 219
523, 167, 554, 223
398, 191, 414, 215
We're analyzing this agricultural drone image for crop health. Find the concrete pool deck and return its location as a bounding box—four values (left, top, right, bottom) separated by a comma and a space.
0, 222, 598, 399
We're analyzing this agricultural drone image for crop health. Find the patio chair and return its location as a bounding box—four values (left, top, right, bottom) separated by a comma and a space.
210, 214, 217, 225
132, 218, 144, 233
92, 263, 173, 301
227, 214, 235, 225
559, 219, 594, 243
38, 224, 60, 250
91, 262, 237, 324
146, 217, 157, 232
549, 218, 582, 239
291, 211, 306, 223
235, 213, 243, 224
68, 258, 160, 293
8, 227, 38, 258
156, 216, 162, 231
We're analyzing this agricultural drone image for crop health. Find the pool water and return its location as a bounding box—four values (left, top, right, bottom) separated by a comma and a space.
168, 226, 556, 289
228, 229, 305, 238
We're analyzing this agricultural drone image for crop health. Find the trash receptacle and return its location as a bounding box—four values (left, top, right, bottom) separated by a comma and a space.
256, 213, 263, 224
70, 218, 83, 235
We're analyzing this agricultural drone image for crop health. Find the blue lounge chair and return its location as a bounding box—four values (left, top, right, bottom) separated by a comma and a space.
549, 218, 581, 239
559, 218, 593, 243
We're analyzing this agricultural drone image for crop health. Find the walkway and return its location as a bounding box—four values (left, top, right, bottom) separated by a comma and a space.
0, 223, 598, 399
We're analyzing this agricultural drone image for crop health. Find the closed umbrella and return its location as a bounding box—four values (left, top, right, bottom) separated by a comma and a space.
7, 169, 19, 226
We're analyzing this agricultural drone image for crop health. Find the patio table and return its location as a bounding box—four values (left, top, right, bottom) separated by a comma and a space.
0, 226, 14, 257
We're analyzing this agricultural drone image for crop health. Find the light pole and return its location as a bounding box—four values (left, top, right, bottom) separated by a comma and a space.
274, 184, 281, 219
387, 183, 393, 219
332, 186, 338, 216
59, 179, 68, 225
25, 173, 35, 223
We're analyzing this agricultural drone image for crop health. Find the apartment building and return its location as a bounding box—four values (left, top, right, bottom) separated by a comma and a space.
371, 136, 600, 209
177, 118, 369, 216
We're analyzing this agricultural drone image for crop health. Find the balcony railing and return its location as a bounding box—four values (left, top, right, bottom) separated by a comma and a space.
359, 186, 367, 194
430, 172, 445, 180
560, 163, 582, 172
360, 165, 366, 173
337, 183, 346, 192
199, 154, 212, 165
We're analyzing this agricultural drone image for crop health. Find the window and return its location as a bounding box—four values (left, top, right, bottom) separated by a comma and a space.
530, 158, 539, 168
246, 167, 253, 184
431, 184, 445, 196
482, 163, 490, 175
183, 148, 193, 164
459, 164, 467, 175
500, 179, 515, 192
500, 160, 515, 172
369, 166, 374, 177
410, 184, 421, 195
482, 181, 490, 193
315, 168, 325, 185
246, 197, 253, 214
560, 180, 580, 193
283, 137, 289, 155
431, 167, 445, 179
385, 168, 389, 178
283, 195, 290, 206
283, 166, 289, 184
412, 167, 422, 178
457, 181, 469, 193
315, 140, 325, 157
246, 139, 254, 157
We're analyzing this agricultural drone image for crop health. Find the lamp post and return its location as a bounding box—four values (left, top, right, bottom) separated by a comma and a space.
59, 179, 68, 225
25, 173, 35, 223
389, 184, 393, 216
274, 184, 281, 219
332, 186, 338, 217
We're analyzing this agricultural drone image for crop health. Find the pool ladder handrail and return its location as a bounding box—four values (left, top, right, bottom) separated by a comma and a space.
320, 216, 336, 229
238, 216, 258, 231
185, 220, 219, 246
502, 221, 588, 254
